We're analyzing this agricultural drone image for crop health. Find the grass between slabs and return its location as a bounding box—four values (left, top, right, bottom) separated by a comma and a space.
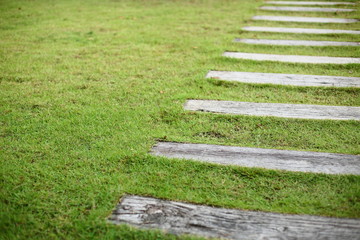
1, 0, 360, 239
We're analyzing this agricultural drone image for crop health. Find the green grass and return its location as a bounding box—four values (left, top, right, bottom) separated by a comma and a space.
1, 0, 360, 239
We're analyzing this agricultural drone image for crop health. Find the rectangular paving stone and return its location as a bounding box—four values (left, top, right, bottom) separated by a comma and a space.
109, 195, 360, 240
242, 26, 360, 34
265, 1, 356, 5
151, 142, 360, 175
184, 100, 360, 120
252, 15, 359, 23
206, 71, 360, 87
234, 38, 360, 46
260, 6, 355, 12
223, 52, 360, 64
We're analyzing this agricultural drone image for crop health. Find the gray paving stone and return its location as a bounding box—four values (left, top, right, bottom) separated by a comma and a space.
234, 38, 360, 46
265, 1, 356, 5
242, 26, 360, 34
184, 100, 360, 120
223, 52, 360, 64
109, 195, 360, 240
252, 15, 359, 23
260, 6, 355, 12
151, 142, 360, 175
206, 71, 360, 87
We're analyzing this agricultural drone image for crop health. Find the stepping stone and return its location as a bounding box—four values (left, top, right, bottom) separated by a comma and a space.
259, 6, 355, 12
234, 38, 360, 46
242, 26, 360, 35
184, 100, 360, 120
265, 1, 356, 5
151, 142, 360, 175
252, 15, 359, 23
109, 195, 360, 240
223, 52, 360, 64
206, 71, 360, 87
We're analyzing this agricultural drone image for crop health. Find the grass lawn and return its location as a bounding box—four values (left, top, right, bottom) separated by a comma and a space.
1, 0, 360, 239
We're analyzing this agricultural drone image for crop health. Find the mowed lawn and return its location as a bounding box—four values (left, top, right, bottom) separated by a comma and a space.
1, 0, 360, 239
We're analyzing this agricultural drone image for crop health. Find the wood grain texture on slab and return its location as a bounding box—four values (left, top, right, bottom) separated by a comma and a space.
223, 52, 360, 64
234, 38, 360, 46
206, 71, 360, 87
242, 26, 360, 34
252, 15, 359, 23
265, 1, 356, 5
109, 195, 360, 240
184, 100, 360, 120
151, 142, 360, 175
259, 6, 355, 12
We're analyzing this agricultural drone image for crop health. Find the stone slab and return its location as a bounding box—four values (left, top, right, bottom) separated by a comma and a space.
242, 26, 360, 34
234, 38, 360, 46
223, 52, 360, 64
206, 71, 360, 87
109, 195, 360, 240
151, 142, 360, 175
184, 100, 360, 120
252, 15, 359, 23
260, 6, 355, 12
265, 1, 356, 5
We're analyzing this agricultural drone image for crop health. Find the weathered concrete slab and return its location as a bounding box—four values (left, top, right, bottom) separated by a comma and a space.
242, 26, 360, 34
206, 71, 360, 87
223, 52, 360, 64
265, 1, 356, 5
252, 15, 359, 23
151, 142, 360, 175
234, 38, 360, 46
260, 6, 355, 12
184, 100, 360, 120
109, 195, 360, 240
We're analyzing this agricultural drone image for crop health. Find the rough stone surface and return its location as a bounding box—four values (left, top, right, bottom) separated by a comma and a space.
109, 195, 360, 240
223, 51, 360, 64
151, 142, 360, 175
260, 6, 354, 12
265, 1, 355, 5
234, 38, 360, 46
252, 15, 359, 23
206, 71, 360, 87
184, 100, 360, 120
242, 26, 360, 34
